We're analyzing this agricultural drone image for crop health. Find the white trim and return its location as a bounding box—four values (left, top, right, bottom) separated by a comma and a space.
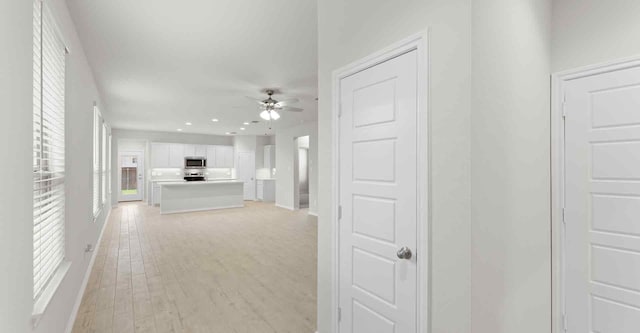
330, 30, 430, 333
551, 53, 640, 333
32, 261, 71, 327
118, 150, 145, 202
275, 203, 296, 211
308, 211, 318, 217
64, 208, 111, 333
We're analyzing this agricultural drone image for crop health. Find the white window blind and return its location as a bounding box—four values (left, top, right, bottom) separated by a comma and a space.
33, 0, 67, 301
108, 134, 112, 195
93, 106, 101, 217
101, 123, 107, 204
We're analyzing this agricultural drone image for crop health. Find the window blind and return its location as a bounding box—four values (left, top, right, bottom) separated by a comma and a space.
101, 123, 107, 204
33, 0, 67, 300
93, 107, 101, 217
108, 134, 112, 195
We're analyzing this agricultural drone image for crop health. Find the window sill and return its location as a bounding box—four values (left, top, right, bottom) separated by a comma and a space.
32, 260, 71, 327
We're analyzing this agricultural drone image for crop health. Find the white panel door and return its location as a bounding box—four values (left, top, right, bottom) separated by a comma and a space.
339, 50, 418, 333
564, 65, 640, 332
237, 152, 255, 200
119, 151, 144, 202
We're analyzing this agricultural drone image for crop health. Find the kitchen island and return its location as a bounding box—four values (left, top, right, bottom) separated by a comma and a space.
159, 180, 244, 214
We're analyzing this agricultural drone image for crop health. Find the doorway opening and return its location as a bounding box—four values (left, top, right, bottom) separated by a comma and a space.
116, 140, 146, 202
294, 135, 310, 209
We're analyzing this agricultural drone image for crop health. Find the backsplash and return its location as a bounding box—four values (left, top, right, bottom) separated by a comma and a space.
150, 168, 233, 180
256, 168, 275, 179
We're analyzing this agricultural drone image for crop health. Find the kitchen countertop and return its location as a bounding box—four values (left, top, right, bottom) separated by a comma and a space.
151, 178, 236, 183
158, 180, 242, 186
256, 178, 276, 181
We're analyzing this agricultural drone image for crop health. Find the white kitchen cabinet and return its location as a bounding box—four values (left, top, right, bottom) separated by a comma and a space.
184, 144, 206, 157
256, 179, 275, 202
152, 182, 161, 206
215, 145, 234, 168
264, 145, 276, 169
194, 145, 206, 157
168, 144, 184, 168
151, 143, 233, 169
183, 144, 195, 157
206, 145, 217, 167
151, 143, 170, 168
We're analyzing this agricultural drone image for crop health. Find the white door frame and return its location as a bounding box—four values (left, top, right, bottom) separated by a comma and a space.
551, 54, 640, 333
331, 30, 430, 333
237, 151, 256, 201
118, 150, 145, 202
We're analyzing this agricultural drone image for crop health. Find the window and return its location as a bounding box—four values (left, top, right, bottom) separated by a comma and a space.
93, 106, 110, 216
101, 123, 107, 204
108, 134, 112, 195
33, 0, 67, 301
93, 106, 101, 217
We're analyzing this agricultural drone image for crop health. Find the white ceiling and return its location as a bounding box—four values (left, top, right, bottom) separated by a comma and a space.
66, 0, 318, 136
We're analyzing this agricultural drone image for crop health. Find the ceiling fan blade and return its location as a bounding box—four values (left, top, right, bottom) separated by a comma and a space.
275, 98, 299, 107
281, 106, 304, 112
245, 96, 266, 105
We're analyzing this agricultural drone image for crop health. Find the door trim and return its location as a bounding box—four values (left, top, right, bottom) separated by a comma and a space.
330, 30, 430, 333
551, 54, 640, 333
118, 150, 144, 202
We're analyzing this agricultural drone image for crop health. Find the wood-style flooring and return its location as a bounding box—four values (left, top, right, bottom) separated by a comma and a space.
71, 201, 317, 333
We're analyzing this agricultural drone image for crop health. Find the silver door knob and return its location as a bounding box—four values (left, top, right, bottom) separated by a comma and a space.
397, 247, 412, 260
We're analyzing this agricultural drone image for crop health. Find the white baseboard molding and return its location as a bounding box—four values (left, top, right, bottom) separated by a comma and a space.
308, 211, 318, 217
275, 203, 295, 211
64, 208, 111, 333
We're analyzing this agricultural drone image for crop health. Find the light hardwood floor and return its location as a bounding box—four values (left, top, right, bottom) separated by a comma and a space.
72, 201, 317, 333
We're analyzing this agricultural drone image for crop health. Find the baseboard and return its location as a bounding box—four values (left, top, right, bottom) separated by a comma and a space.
308, 211, 318, 217
64, 208, 111, 333
275, 203, 295, 211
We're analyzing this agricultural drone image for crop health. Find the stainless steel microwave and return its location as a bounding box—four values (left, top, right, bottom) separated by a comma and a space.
184, 157, 206, 169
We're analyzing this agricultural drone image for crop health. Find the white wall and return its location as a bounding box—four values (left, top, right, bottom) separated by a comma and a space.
255, 135, 274, 170
317, 1, 472, 332
110, 128, 232, 205
0, 0, 34, 332
552, 0, 640, 72
471, 1, 551, 332
1, 0, 112, 332
275, 122, 318, 214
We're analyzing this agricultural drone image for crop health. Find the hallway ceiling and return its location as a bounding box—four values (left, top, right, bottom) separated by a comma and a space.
66, 0, 318, 136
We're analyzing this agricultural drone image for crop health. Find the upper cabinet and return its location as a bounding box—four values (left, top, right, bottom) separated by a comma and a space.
264, 145, 276, 170
215, 145, 234, 168
168, 144, 184, 168
151, 143, 170, 168
184, 144, 206, 157
151, 142, 234, 168
206, 145, 217, 167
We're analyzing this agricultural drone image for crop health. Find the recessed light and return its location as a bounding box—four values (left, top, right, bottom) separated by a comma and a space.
177, 129, 183, 132
243, 122, 249, 125
211, 118, 219, 122
185, 122, 192, 126
240, 127, 245, 130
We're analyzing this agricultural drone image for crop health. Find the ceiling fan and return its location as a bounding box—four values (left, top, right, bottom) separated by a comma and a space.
246, 89, 303, 121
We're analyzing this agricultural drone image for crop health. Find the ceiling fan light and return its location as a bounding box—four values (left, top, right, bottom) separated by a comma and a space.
260, 110, 271, 120
271, 110, 280, 120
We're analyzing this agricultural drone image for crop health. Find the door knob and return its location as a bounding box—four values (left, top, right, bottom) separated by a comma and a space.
396, 247, 412, 260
